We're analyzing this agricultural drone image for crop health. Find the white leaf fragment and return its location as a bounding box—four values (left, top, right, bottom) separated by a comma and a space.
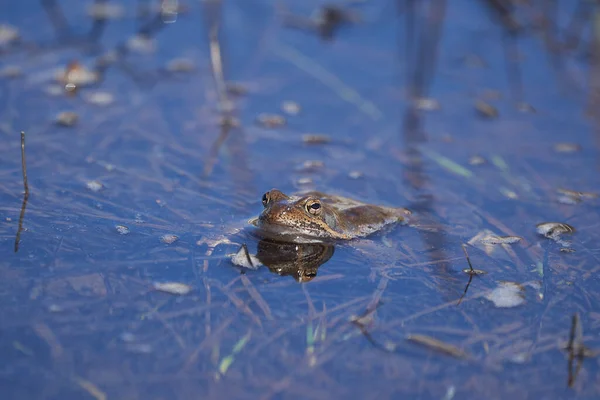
231, 245, 261, 270
153, 282, 192, 295
485, 281, 525, 308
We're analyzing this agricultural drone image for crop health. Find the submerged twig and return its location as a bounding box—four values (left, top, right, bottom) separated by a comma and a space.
457, 244, 486, 305
15, 131, 30, 253
566, 313, 583, 387
462, 244, 474, 273
565, 313, 598, 387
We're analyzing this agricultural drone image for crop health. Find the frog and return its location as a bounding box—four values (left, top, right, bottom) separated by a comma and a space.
253, 189, 411, 243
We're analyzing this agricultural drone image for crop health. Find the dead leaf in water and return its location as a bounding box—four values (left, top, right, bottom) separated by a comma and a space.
536, 222, 575, 237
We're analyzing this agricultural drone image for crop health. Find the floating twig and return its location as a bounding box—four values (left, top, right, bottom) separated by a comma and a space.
20, 131, 29, 196
15, 131, 29, 253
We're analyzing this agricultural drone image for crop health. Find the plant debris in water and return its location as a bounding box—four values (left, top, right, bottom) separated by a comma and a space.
85, 180, 104, 192
468, 155, 486, 166
415, 97, 440, 111
115, 225, 130, 235
57, 61, 98, 89
474, 100, 498, 118
153, 282, 192, 295
553, 143, 581, 153
231, 244, 261, 270
256, 113, 286, 128
0, 24, 20, 46
87, 2, 125, 19
479, 234, 523, 245
84, 91, 115, 106
127, 34, 156, 53
296, 160, 324, 172
166, 58, 195, 73
485, 281, 525, 308
281, 100, 301, 115
55, 111, 79, 127
0, 65, 22, 78
536, 222, 575, 247
302, 134, 331, 145
405, 334, 469, 359
556, 188, 598, 205
160, 234, 179, 244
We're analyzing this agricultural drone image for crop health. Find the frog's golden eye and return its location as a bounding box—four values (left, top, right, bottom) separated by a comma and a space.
306, 200, 322, 216
262, 192, 270, 208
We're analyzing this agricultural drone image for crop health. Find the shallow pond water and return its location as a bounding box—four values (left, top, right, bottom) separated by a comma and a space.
2, 0, 600, 399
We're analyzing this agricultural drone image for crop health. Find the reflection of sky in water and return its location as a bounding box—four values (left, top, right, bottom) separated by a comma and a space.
1, 0, 599, 398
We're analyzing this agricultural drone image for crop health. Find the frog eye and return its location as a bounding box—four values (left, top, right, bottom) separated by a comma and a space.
262, 192, 270, 207
306, 200, 322, 216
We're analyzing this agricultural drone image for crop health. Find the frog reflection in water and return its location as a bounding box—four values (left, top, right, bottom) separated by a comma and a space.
255, 239, 334, 283
254, 189, 411, 243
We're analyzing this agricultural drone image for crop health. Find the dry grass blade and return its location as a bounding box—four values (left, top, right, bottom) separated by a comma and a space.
73, 376, 106, 400
275, 43, 382, 121
406, 334, 470, 359
241, 275, 272, 320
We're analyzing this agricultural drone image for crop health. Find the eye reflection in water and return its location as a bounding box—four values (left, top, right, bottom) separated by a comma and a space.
255, 239, 335, 283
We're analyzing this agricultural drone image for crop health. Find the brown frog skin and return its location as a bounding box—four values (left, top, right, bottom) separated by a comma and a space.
255, 189, 411, 243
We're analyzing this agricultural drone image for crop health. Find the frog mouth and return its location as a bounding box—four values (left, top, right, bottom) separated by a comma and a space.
252, 218, 333, 244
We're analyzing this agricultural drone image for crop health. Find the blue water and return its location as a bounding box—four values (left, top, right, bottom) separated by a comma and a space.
2, 0, 600, 399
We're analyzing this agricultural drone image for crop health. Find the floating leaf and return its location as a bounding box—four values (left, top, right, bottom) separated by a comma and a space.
153, 282, 192, 295
536, 222, 575, 237
479, 235, 523, 245
485, 281, 525, 308
230, 244, 261, 270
